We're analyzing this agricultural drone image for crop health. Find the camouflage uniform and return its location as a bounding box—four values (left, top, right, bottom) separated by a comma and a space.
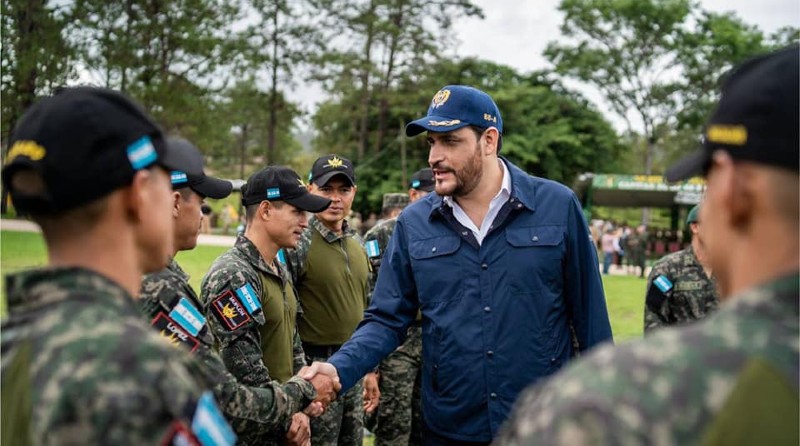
285, 216, 369, 446
1, 267, 236, 445
496, 273, 799, 445
199, 235, 310, 445
139, 258, 316, 445
363, 218, 423, 446
644, 246, 719, 333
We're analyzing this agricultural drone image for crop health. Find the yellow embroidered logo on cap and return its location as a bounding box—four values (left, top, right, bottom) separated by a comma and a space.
483, 113, 497, 123
6, 140, 46, 162
430, 89, 451, 109
297, 178, 306, 188
325, 156, 345, 168
428, 119, 461, 126
707, 125, 747, 146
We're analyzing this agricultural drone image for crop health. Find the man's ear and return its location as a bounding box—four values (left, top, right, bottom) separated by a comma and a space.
483, 127, 500, 155
123, 169, 150, 223
712, 151, 754, 233
260, 200, 272, 220
172, 191, 182, 218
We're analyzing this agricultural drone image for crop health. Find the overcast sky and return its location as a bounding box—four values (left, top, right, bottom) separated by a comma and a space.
295, 0, 799, 132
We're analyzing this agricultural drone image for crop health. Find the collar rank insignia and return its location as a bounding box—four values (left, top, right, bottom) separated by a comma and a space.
212, 290, 251, 330
151, 312, 200, 352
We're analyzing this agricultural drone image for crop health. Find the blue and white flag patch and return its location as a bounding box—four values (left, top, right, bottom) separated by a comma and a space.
192, 391, 237, 446
171, 171, 188, 185
276, 249, 287, 265
126, 136, 158, 170
411, 179, 421, 188
169, 297, 206, 337
365, 240, 380, 258
267, 187, 281, 199
235, 283, 262, 315
653, 275, 674, 293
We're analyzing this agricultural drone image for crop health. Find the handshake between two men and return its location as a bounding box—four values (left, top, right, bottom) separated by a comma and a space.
298, 361, 342, 416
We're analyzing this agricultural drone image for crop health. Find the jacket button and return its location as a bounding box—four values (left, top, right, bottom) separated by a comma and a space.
490, 393, 497, 399
550, 358, 557, 364
487, 350, 494, 356
484, 306, 491, 313
431, 247, 437, 253
532, 236, 539, 241
481, 263, 488, 270
462, 231, 469, 236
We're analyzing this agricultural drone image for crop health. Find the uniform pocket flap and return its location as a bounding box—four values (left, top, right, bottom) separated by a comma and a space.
409, 236, 461, 259
506, 226, 564, 248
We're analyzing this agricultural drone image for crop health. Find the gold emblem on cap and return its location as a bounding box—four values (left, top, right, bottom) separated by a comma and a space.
430, 89, 451, 109
297, 178, 306, 188
6, 140, 46, 163
706, 124, 747, 146
325, 156, 345, 168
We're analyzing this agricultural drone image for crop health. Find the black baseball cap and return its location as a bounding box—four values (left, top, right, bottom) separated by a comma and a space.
242, 166, 331, 213
308, 154, 355, 186
3, 87, 199, 214
409, 168, 435, 192
666, 45, 799, 182
167, 137, 232, 199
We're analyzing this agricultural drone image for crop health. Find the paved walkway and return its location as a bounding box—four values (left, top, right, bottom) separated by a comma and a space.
1, 219, 237, 247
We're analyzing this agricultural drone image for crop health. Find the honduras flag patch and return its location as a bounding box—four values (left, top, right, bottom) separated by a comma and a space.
235, 283, 262, 315
192, 391, 237, 446
365, 240, 380, 258
276, 249, 287, 265
169, 296, 206, 337
126, 136, 158, 170
653, 275, 674, 293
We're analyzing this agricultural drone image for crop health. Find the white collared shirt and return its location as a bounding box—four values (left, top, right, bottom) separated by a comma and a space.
443, 159, 511, 245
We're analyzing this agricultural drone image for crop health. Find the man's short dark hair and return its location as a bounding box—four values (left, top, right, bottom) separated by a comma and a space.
469, 125, 503, 152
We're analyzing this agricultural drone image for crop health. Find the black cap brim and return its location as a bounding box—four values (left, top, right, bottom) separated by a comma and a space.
665, 149, 710, 183
313, 171, 355, 186
191, 176, 232, 199
285, 192, 331, 213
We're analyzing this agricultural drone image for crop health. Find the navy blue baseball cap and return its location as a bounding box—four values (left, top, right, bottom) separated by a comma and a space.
405, 85, 503, 136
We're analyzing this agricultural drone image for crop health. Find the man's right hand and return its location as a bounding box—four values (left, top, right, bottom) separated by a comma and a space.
300, 362, 341, 406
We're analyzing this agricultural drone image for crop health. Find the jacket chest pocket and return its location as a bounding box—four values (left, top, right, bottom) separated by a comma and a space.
505, 226, 565, 294
409, 235, 463, 303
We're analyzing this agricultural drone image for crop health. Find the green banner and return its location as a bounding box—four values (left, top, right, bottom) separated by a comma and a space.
592, 174, 705, 192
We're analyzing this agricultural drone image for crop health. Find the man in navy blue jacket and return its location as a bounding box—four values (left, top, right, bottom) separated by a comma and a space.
302, 85, 613, 445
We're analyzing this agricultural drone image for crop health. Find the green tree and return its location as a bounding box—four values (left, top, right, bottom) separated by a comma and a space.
1, 0, 75, 143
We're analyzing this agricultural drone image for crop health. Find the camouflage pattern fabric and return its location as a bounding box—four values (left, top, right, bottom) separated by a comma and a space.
496, 273, 799, 445
305, 350, 365, 446
363, 217, 423, 446
645, 246, 719, 333
373, 326, 423, 446
140, 258, 315, 445
0, 267, 234, 445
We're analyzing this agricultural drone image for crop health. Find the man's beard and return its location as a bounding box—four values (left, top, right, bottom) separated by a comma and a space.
435, 143, 483, 197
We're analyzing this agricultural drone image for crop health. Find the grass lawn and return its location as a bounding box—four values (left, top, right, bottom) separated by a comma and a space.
0, 229, 647, 341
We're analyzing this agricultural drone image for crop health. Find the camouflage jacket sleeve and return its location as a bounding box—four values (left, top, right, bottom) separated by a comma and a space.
193, 344, 315, 440
644, 260, 673, 333
200, 263, 273, 390
292, 329, 306, 374
362, 220, 393, 301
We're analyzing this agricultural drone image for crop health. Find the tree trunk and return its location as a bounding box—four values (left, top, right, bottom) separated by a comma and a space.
267, 7, 279, 164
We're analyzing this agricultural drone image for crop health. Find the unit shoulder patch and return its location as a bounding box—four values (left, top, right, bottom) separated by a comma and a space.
211, 290, 251, 331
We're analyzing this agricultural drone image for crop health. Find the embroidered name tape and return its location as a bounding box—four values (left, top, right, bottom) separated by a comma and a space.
235, 284, 262, 315
151, 313, 200, 353
192, 391, 237, 446
126, 135, 157, 170
211, 290, 251, 330
654, 275, 674, 293
365, 240, 380, 258
169, 296, 206, 337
